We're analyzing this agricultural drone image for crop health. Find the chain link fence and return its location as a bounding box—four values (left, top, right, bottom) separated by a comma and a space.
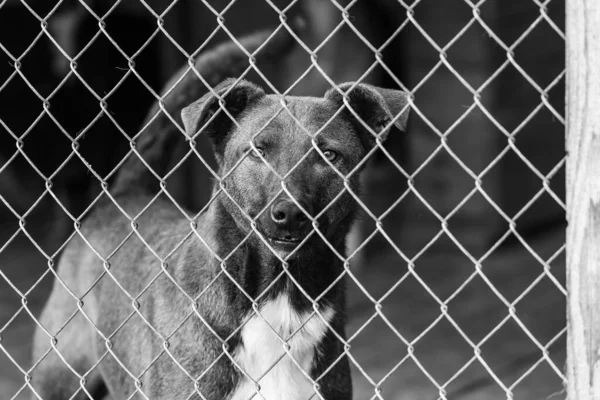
0, 0, 566, 399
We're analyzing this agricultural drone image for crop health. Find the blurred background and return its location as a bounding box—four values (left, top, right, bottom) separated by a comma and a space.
0, 0, 566, 398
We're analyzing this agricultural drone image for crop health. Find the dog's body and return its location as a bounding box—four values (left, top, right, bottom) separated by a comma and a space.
33, 193, 349, 399
31, 24, 410, 400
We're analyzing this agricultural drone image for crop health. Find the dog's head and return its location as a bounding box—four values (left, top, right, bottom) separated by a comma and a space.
182, 78, 410, 258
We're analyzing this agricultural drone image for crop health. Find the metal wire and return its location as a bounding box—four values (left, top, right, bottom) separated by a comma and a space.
0, 0, 566, 399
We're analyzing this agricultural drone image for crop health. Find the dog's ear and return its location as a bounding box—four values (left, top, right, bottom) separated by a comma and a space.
181, 78, 265, 148
325, 82, 410, 146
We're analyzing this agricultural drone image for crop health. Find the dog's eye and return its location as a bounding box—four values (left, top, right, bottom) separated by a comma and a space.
323, 150, 339, 162
250, 147, 265, 158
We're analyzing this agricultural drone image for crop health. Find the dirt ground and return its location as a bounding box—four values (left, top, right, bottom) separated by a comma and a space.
0, 197, 566, 400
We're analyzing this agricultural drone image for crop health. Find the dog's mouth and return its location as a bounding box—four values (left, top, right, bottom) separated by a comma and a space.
257, 230, 307, 253
265, 235, 304, 256
268, 235, 302, 245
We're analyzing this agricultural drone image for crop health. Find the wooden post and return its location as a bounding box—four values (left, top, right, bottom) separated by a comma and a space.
566, 1, 600, 399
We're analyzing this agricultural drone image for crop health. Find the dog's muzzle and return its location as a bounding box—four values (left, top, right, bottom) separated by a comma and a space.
270, 199, 310, 230
259, 199, 314, 252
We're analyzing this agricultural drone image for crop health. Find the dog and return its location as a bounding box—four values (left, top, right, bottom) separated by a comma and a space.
30, 24, 410, 400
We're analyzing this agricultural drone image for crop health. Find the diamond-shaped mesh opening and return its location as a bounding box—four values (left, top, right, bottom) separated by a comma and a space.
0, 0, 567, 399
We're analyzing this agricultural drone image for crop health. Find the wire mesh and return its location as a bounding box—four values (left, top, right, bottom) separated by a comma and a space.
0, 0, 566, 399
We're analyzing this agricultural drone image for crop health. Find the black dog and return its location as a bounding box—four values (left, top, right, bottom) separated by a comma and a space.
31, 25, 410, 400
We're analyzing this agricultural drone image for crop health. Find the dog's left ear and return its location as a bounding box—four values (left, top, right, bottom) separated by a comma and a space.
181, 78, 265, 149
325, 82, 411, 144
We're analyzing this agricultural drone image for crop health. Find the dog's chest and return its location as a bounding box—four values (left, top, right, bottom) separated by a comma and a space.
229, 295, 334, 400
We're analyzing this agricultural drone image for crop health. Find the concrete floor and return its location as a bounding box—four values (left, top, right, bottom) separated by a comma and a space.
0, 197, 566, 400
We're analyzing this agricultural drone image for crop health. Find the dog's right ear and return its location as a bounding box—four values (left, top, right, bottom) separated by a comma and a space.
181, 78, 265, 148
325, 83, 410, 148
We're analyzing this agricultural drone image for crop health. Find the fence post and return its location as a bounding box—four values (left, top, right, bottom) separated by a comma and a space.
566, 1, 600, 399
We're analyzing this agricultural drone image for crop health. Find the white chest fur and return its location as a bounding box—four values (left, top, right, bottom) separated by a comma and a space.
229, 295, 335, 400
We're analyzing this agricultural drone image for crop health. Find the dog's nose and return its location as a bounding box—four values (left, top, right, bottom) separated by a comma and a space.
270, 200, 310, 230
